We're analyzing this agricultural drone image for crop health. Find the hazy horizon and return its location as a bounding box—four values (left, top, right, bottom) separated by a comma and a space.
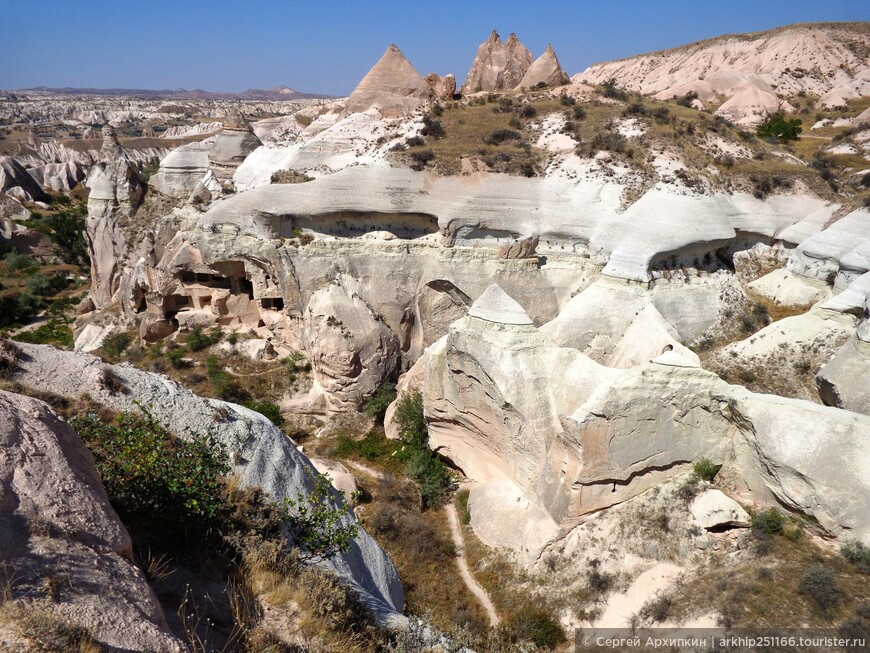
1, 0, 867, 96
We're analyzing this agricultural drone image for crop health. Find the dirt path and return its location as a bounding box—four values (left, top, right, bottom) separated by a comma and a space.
345, 460, 385, 480
445, 502, 500, 627
7, 313, 48, 336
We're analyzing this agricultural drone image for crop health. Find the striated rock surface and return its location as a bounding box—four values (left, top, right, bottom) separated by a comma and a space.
418, 285, 870, 558
343, 44, 433, 117
690, 489, 750, 530
424, 73, 457, 100
25, 160, 86, 192
0, 389, 183, 652
84, 126, 145, 310
209, 109, 263, 180
518, 44, 569, 89
462, 30, 533, 94
0, 156, 49, 203
149, 146, 211, 197
576, 23, 870, 124
7, 341, 405, 623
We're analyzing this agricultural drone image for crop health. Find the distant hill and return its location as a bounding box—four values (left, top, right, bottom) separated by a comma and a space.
9, 85, 336, 100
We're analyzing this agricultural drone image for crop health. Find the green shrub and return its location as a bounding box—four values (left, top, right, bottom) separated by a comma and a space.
484, 129, 522, 145
751, 507, 786, 536
600, 78, 628, 101
408, 150, 435, 170
44, 212, 88, 268
756, 113, 802, 142
334, 429, 402, 468
12, 318, 73, 349
693, 457, 721, 482
3, 251, 38, 275
640, 594, 673, 623
842, 540, 870, 574
798, 564, 841, 614
243, 399, 285, 427
421, 114, 445, 139
100, 331, 132, 360
185, 325, 222, 351
26, 273, 67, 297
282, 471, 358, 562
363, 381, 396, 424
505, 601, 566, 649
71, 409, 229, 532
457, 488, 471, 525
392, 391, 452, 509
519, 104, 537, 119
205, 354, 246, 401
572, 105, 586, 120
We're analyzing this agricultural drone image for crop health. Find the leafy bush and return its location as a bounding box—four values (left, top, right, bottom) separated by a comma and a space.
624, 102, 648, 116
519, 104, 537, 119
572, 105, 586, 120
205, 354, 246, 401
363, 381, 396, 424
26, 273, 67, 297
100, 331, 132, 360
756, 113, 802, 142
334, 429, 402, 468
798, 564, 841, 614
600, 78, 629, 101
12, 318, 73, 349
282, 471, 358, 561
677, 91, 699, 108
405, 135, 424, 147
185, 325, 222, 351
639, 594, 673, 623
484, 129, 522, 145
505, 601, 566, 649
71, 409, 230, 531
392, 391, 452, 509
3, 251, 38, 275
420, 115, 445, 139
693, 458, 721, 482
408, 150, 435, 171
243, 399, 284, 427
842, 540, 870, 574
751, 507, 785, 536
44, 212, 88, 268
559, 93, 576, 106
457, 488, 471, 525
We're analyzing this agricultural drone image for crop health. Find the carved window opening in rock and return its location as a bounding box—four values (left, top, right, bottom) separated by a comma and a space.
164, 294, 191, 320
199, 296, 212, 309
261, 298, 284, 311
236, 277, 254, 298
280, 211, 439, 240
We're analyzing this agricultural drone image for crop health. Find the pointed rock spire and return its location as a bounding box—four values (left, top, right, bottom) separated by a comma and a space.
468, 284, 533, 325
518, 44, 570, 89
343, 44, 433, 117
462, 30, 533, 94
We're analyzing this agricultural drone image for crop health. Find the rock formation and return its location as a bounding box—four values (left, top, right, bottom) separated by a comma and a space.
83, 126, 145, 311
462, 30, 533, 94
414, 284, 870, 558
517, 44, 569, 89
149, 146, 211, 197
343, 44, 433, 117
208, 109, 263, 180
424, 73, 457, 100
7, 340, 405, 623
25, 160, 86, 192
0, 388, 183, 652
576, 22, 870, 124
498, 233, 539, 259
0, 156, 49, 203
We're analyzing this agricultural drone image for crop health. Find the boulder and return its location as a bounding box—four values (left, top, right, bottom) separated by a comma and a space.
462, 30, 533, 94
343, 44, 433, 118
690, 489, 751, 530
0, 389, 183, 652
498, 233, 539, 259
424, 73, 457, 100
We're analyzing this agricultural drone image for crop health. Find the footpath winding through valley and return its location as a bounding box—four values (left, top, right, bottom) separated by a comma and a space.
445, 501, 500, 627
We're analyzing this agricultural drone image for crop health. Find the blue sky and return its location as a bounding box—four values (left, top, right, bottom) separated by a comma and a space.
0, 0, 866, 95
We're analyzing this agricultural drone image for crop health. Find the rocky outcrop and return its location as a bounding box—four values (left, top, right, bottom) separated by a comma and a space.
417, 284, 870, 558
462, 31, 533, 94
343, 44, 433, 118
208, 109, 262, 180
517, 44, 569, 89
424, 73, 457, 100
7, 341, 405, 623
84, 126, 145, 310
0, 156, 49, 203
301, 281, 401, 413
25, 161, 86, 193
689, 489, 750, 530
576, 23, 870, 124
498, 233, 538, 259
149, 146, 211, 197
0, 389, 183, 652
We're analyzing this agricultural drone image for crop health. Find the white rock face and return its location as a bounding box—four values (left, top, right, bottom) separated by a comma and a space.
7, 341, 404, 623
0, 389, 183, 652
149, 147, 211, 197
576, 23, 870, 123
417, 285, 870, 558
303, 281, 401, 413
26, 160, 86, 192
343, 44, 433, 118
462, 31, 533, 94
0, 156, 48, 202
689, 489, 750, 530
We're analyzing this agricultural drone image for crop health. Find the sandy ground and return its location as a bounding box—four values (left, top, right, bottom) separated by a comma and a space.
445, 501, 500, 627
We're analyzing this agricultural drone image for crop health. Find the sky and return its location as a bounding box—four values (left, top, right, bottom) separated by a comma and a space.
0, 0, 867, 96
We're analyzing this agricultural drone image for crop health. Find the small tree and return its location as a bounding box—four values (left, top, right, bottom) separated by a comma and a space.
756, 113, 802, 142
363, 382, 397, 424
282, 472, 358, 562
